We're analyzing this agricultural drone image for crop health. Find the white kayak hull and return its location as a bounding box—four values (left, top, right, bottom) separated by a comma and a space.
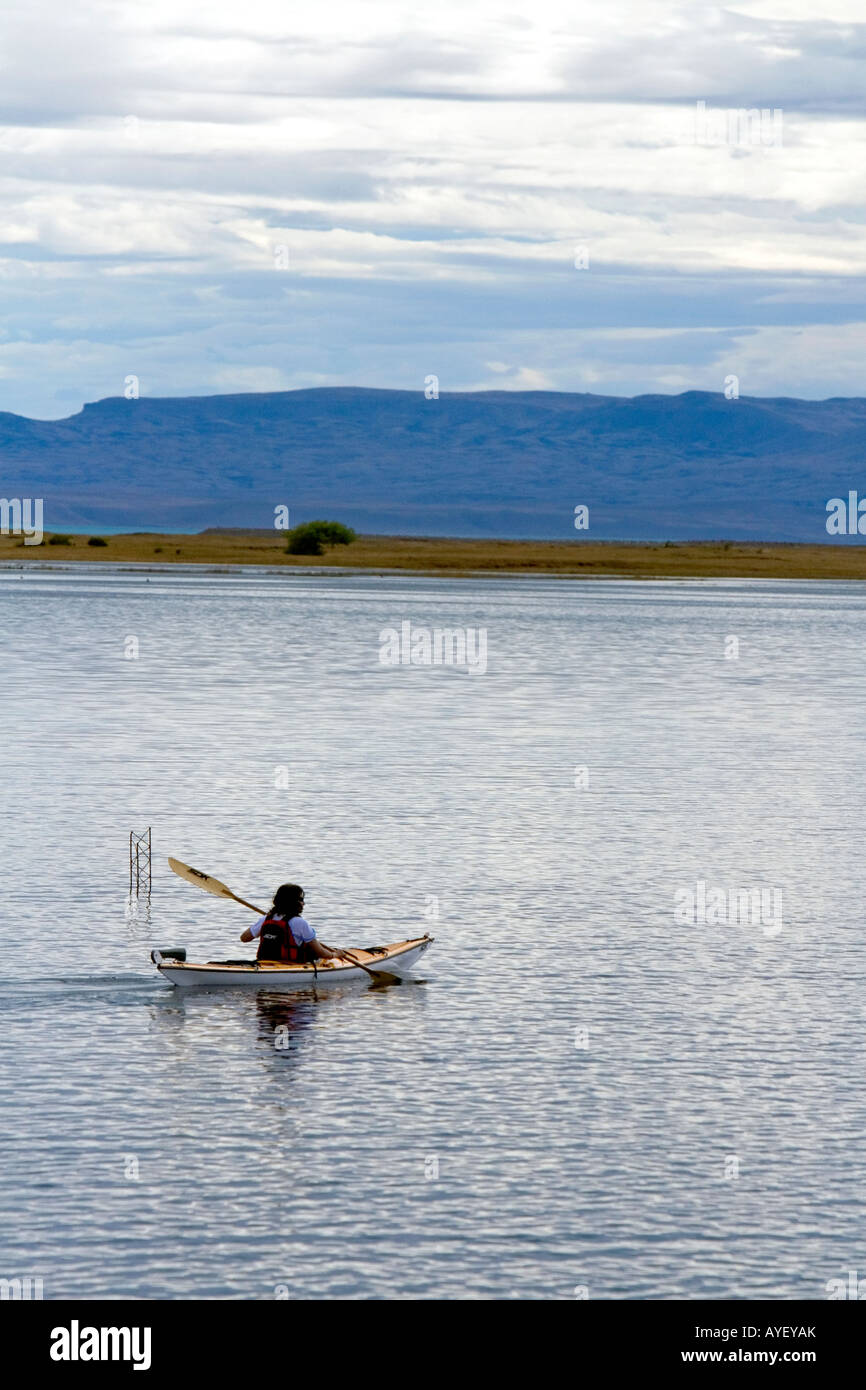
154, 936, 433, 989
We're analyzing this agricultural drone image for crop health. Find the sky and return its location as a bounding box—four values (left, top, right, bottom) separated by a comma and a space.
1, 0, 865, 417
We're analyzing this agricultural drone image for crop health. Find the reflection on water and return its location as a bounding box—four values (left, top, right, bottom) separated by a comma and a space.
255, 992, 318, 1056
152, 985, 333, 1076
1, 569, 865, 1298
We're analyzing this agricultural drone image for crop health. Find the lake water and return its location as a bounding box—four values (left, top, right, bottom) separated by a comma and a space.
1, 565, 864, 1300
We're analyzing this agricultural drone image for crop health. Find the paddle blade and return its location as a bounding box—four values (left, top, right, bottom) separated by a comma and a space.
367, 969, 402, 986
340, 949, 402, 986
168, 857, 235, 900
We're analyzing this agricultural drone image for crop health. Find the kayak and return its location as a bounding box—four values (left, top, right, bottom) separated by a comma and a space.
152, 934, 433, 989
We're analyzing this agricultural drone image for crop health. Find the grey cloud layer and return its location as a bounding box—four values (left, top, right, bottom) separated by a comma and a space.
1, 1, 864, 416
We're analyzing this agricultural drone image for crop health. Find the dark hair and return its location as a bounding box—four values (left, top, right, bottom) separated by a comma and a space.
272, 883, 304, 917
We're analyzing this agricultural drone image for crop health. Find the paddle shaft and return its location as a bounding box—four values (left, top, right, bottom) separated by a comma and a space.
228, 890, 269, 916
338, 948, 396, 982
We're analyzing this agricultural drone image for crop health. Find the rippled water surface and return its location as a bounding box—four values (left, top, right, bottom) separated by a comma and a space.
1, 565, 865, 1299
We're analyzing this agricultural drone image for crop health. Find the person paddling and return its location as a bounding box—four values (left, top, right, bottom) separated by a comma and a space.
240, 884, 345, 965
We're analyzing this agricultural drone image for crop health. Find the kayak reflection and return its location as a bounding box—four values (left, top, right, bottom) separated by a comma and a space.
255, 990, 318, 1056
151, 973, 418, 1080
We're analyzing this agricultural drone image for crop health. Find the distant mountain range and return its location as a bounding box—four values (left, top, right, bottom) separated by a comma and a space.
2, 386, 864, 541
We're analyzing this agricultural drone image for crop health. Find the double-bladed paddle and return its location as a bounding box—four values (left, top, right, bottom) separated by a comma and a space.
167, 857, 401, 985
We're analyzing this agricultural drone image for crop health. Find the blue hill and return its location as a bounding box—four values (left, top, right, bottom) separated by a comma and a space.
1, 386, 863, 540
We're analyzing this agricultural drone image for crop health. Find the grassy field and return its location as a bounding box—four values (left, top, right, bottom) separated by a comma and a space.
2, 529, 866, 579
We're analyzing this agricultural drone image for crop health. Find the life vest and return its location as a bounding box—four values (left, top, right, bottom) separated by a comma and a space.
257, 913, 312, 963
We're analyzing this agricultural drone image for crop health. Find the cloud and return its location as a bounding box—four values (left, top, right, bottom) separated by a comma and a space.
1, 0, 865, 416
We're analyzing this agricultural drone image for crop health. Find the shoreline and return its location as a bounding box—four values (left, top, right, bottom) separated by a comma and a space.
2, 531, 866, 580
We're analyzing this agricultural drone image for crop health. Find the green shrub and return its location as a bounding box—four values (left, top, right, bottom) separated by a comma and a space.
48, 534, 72, 545
287, 520, 357, 556
87, 536, 108, 547
287, 528, 324, 556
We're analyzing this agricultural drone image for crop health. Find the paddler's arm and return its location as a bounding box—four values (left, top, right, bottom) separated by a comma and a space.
310, 939, 346, 961
240, 915, 265, 943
